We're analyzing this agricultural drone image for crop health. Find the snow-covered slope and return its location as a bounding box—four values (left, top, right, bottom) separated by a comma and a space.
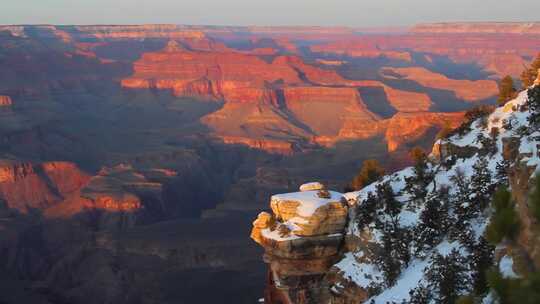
333, 88, 539, 303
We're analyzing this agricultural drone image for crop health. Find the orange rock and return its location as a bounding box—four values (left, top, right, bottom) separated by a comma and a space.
381, 67, 498, 102
384, 112, 465, 152
0, 95, 12, 106
0, 160, 90, 212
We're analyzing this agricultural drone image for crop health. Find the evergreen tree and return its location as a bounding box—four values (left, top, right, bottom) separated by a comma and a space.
470, 237, 495, 295
378, 224, 412, 286
377, 182, 401, 222
486, 187, 520, 244
521, 52, 540, 88
414, 187, 450, 253
498, 75, 517, 105
349, 159, 385, 191
405, 147, 434, 206
408, 284, 432, 304
357, 192, 378, 229
527, 86, 540, 130
426, 249, 470, 304
470, 158, 495, 212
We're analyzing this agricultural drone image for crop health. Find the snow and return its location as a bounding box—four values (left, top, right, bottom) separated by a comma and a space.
499, 255, 519, 278
271, 190, 344, 217
260, 227, 300, 241
320, 87, 540, 301
435, 240, 463, 255
369, 260, 429, 303
299, 182, 325, 191
334, 252, 384, 288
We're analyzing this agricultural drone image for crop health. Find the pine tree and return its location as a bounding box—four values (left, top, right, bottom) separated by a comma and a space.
426, 249, 470, 304
405, 147, 434, 206
414, 188, 450, 253
498, 75, 517, 105
409, 284, 432, 304
470, 237, 494, 295
486, 187, 520, 244
528, 86, 540, 130
349, 159, 385, 191
357, 192, 378, 229
470, 158, 495, 212
378, 224, 412, 286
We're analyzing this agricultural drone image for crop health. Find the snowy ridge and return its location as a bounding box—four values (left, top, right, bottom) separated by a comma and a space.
334, 89, 539, 303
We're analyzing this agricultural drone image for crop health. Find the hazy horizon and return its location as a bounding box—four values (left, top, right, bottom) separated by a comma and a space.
2, 0, 540, 27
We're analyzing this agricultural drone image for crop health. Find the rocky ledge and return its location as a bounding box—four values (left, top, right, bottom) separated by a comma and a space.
251, 182, 348, 304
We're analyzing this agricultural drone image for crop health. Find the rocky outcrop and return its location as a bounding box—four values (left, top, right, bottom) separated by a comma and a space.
0, 95, 12, 106
251, 182, 348, 304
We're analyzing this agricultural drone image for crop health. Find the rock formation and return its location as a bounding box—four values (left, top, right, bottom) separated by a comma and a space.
251, 182, 348, 304
0, 95, 12, 106
411, 22, 540, 34
0, 160, 90, 212
381, 67, 498, 102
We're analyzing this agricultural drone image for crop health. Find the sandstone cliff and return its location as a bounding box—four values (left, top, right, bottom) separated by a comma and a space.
381, 67, 498, 102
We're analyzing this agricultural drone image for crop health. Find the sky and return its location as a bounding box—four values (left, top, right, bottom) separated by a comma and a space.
2, 0, 539, 27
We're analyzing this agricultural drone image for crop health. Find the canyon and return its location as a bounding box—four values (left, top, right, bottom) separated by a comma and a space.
0, 22, 538, 303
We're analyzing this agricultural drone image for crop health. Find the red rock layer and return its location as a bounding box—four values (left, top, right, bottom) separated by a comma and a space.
308, 32, 540, 78
0, 161, 90, 212
122, 42, 304, 103
0, 95, 12, 106
411, 22, 540, 34
283, 86, 379, 136
381, 67, 498, 101
310, 41, 412, 62
384, 112, 465, 152
123, 42, 464, 154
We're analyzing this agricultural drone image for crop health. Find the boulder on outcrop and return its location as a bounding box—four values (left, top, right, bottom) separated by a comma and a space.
269, 188, 347, 237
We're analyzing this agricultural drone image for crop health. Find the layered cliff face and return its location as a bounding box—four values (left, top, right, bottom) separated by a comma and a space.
0, 160, 90, 212
122, 40, 466, 154
411, 22, 540, 34
254, 83, 540, 303
381, 67, 498, 102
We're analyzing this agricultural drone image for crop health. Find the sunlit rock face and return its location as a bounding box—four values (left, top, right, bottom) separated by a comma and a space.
0, 160, 90, 212
0, 95, 12, 106
251, 182, 350, 304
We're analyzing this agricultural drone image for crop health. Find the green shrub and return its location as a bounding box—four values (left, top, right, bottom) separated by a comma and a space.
498, 75, 517, 105
488, 268, 540, 304
349, 159, 385, 191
